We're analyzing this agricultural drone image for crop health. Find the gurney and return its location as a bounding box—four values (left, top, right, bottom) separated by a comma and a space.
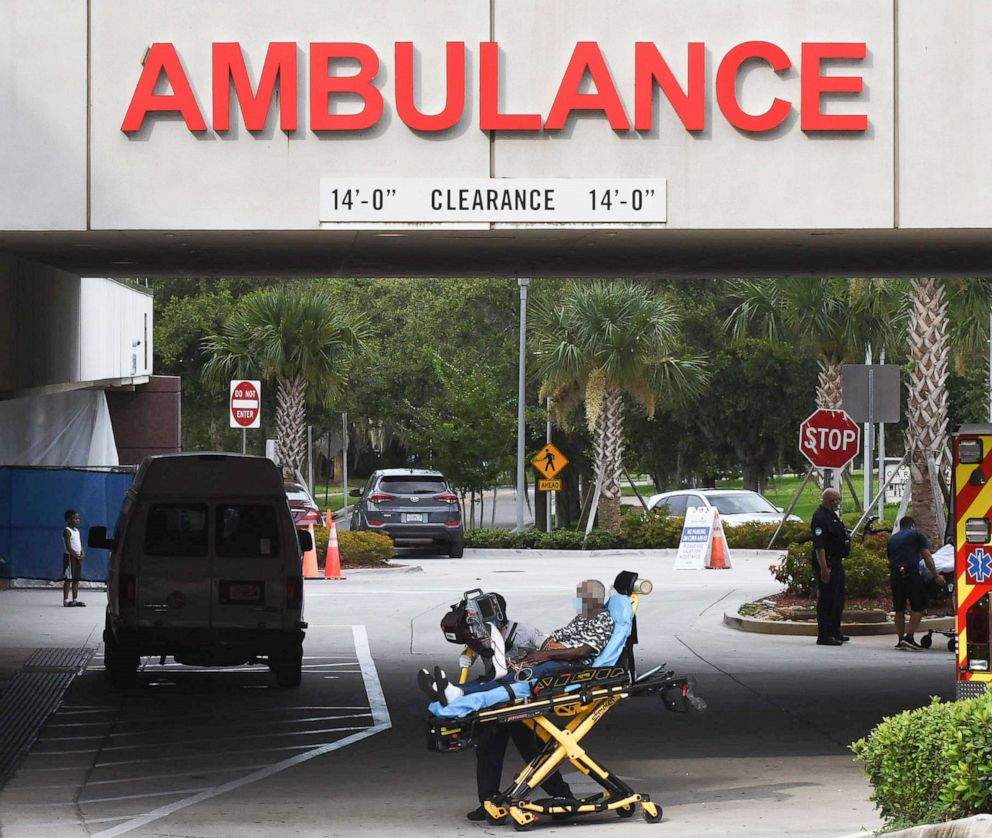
425, 571, 706, 829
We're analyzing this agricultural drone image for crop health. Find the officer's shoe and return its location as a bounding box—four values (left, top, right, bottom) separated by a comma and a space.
466, 806, 488, 821
835, 635, 851, 642
816, 637, 843, 646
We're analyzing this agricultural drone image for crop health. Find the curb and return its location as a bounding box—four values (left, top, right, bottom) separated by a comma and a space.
312, 563, 422, 577
724, 611, 954, 637
838, 815, 992, 838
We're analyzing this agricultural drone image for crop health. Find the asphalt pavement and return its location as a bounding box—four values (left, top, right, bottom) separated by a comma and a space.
0, 549, 959, 837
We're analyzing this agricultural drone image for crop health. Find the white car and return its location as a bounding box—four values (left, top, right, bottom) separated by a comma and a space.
646, 489, 802, 526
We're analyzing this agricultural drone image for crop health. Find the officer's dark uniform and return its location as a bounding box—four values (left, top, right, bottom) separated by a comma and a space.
810, 503, 850, 642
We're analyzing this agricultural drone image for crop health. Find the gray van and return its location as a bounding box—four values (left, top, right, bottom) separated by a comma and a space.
89, 454, 308, 688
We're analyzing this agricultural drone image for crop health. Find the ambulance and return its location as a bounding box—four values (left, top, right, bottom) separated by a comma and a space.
951, 425, 992, 698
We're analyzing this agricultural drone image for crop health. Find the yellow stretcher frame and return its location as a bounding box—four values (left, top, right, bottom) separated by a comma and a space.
432, 593, 700, 829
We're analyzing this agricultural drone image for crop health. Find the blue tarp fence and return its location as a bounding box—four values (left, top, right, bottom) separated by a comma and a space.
0, 467, 135, 581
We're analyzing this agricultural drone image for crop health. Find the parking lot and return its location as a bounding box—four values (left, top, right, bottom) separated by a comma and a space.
0, 551, 958, 837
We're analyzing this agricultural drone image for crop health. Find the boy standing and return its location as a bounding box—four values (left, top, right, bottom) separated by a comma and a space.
62, 509, 86, 607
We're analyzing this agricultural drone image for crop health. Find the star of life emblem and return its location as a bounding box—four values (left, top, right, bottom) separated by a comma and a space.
966, 547, 992, 584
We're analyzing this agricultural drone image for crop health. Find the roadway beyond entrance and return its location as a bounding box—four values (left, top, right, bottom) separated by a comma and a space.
0, 551, 956, 837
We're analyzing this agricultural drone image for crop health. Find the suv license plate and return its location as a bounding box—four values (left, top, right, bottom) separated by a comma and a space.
405, 513, 425, 523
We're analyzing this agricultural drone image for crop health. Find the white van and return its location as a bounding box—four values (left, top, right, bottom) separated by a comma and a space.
89, 453, 308, 688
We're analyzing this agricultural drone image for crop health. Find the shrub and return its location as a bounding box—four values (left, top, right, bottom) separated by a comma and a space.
851, 693, 992, 828
851, 697, 958, 828
313, 527, 394, 564
724, 520, 808, 550
941, 693, 992, 818
621, 511, 684, 548
463, 527, 622, 550
844, 545, 890, 598
464, 528, 521, 549
771, 543, 815, 596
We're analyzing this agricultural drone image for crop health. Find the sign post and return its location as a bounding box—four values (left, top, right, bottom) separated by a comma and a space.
230, 380, 261, 454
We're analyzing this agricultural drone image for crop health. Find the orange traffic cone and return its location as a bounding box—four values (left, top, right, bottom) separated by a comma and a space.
324, 512, 345, 580
707, 511, 732, 570
302, 523, 320, 578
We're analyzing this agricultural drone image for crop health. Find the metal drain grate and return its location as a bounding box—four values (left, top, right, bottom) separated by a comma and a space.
0, 647, 94, 787
22, 647, 94, 673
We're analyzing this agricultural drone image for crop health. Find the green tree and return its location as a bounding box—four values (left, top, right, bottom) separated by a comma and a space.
531, 281, 708, 531
724, 278, 906, 409
397, 353, 516, 525
202, 286, 373, 478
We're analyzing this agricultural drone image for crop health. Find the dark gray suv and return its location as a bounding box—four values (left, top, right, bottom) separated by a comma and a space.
349, 469, 464, 557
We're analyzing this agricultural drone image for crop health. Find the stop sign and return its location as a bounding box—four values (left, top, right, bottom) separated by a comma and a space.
230, 379, 261, 429
799, 409, 861, 469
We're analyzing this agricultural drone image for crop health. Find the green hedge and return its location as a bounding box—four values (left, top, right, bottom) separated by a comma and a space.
851, 693, 992, 829
312, 527, 394, 565
774, 522, 894, 598
772, 541, 890, 598
463, 515, 811, 551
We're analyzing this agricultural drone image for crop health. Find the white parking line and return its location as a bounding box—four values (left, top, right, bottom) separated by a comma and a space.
90, 624, 391, 838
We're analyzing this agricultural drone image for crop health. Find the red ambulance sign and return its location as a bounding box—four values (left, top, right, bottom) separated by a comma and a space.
799, 409, 860, 469
230, 380, 261, 429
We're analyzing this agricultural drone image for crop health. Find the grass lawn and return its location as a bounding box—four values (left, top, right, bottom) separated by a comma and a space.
623, 472, 907, 523
312, 480, 365, 513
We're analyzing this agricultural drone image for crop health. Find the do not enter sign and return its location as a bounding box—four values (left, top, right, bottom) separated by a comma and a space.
799, 409, 860, 469
230, 380, 261, 429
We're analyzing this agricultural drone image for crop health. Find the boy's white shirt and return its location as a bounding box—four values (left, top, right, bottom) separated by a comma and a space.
64, 526, 82, 557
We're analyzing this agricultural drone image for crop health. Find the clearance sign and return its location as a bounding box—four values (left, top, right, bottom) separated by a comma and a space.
121, 40, 869, 136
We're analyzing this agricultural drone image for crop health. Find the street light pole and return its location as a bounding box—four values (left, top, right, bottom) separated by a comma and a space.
515, 278, 530, 532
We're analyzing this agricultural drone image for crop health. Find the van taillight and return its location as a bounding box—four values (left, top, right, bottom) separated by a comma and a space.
286, 576, 303, 608
119, 574, 136, 604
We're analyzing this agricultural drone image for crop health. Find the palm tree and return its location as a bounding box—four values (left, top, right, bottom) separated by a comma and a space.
203, 286, 373, 478
531, 281, 708, 532
905, 278, 992, 542
724, 278, 906, 409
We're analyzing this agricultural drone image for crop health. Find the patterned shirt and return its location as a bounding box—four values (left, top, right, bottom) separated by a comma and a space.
551, 611, 615, 664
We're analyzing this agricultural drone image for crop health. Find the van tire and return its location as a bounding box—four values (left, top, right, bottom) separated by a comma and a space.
274, 642, 303, 688
104, 631, 139, 689
448, 534, 465, 559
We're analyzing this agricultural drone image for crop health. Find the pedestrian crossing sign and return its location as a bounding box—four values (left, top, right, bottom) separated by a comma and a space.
532, 443, 568, 479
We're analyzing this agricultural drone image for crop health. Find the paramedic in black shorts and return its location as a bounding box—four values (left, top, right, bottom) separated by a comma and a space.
886, 516, 944, 651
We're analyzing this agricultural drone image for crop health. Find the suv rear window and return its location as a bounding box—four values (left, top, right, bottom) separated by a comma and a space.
145, 504, 208, 557
216, 504, 280, 557
379, 476, 447, 494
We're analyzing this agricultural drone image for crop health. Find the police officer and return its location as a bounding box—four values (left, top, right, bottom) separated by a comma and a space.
810, 487, 851, 646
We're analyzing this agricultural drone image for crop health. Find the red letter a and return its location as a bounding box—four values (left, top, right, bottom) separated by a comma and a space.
545, 42, 630, 131
121, 43, 207, 133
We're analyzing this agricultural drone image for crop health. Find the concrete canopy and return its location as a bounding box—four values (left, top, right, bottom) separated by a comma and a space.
2, 0, 992, 277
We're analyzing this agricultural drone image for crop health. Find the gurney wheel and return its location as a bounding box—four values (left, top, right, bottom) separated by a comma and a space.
920, 633, 933, 649
642, 804, 663, 824
948, 638, 957, 652
486, 813, 508, 826
512, 820, 534, 832
617, 804, 635, 818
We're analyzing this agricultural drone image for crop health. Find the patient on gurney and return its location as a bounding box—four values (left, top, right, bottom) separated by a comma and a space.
418, 579, 614, 707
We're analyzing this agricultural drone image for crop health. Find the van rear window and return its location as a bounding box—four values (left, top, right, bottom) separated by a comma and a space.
144, 504, 208, 557
216, 505, 280, 558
